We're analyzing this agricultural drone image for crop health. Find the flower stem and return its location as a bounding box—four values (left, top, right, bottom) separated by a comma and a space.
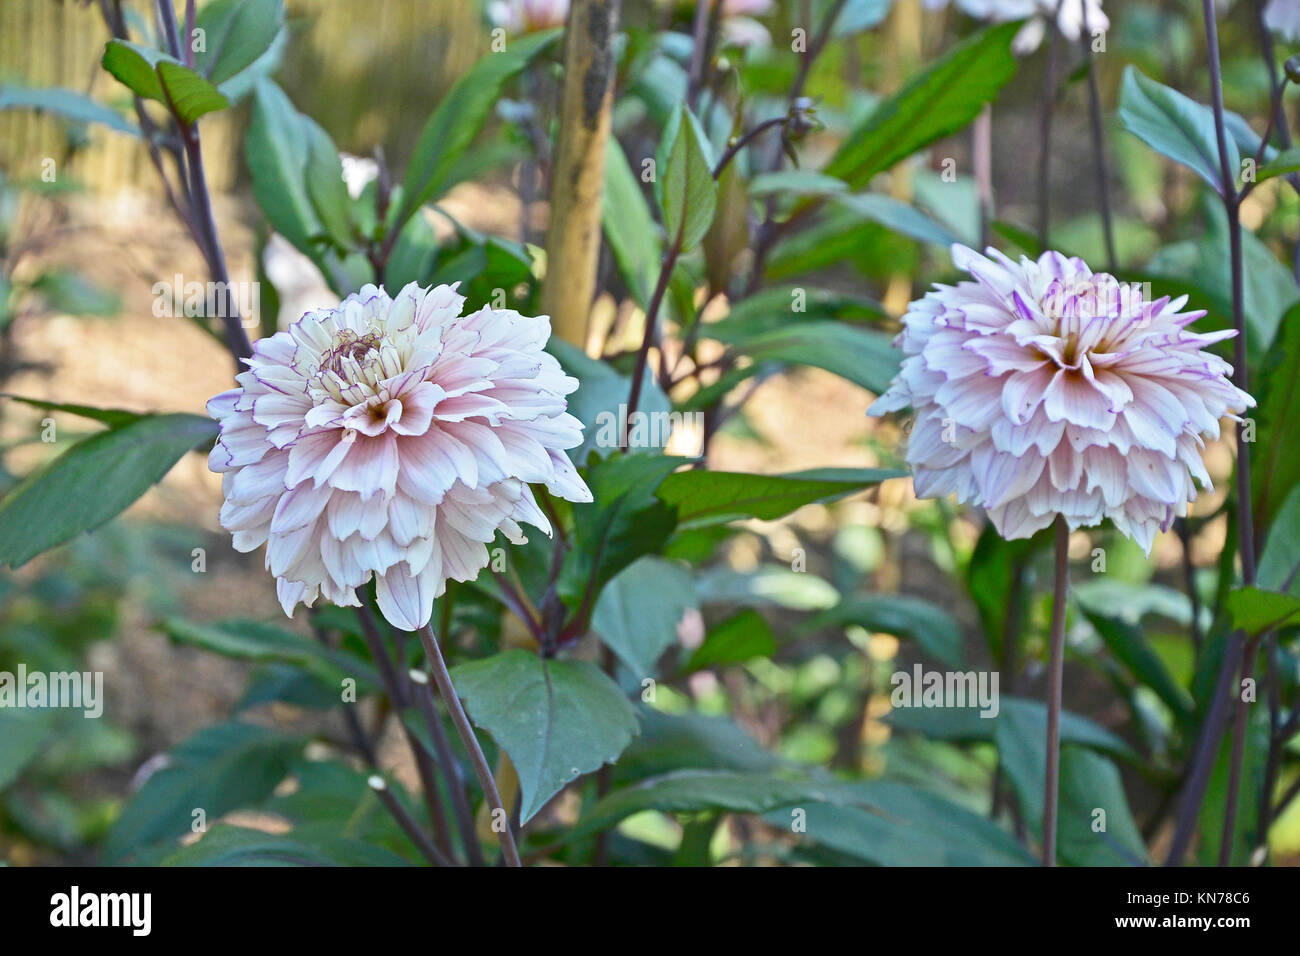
417, 625, 522, 868
1036, 13, 1063, 249
1080, 32, 1116, 271
409, 669, 486, 867
368, 775, 454, 867
973, 105, 993, 250
355, 603, 458, 861
1166, 0, 1263, 867
1043, 516, 1070, 866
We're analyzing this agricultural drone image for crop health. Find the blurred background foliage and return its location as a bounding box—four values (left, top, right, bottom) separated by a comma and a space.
0, 0, 1297, 867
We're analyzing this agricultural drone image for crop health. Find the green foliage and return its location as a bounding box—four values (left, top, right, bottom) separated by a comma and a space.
103, 721, 303, 862
824, 21, 1022, 189
661, 105, 717, 251
396, 29, 560, 230
0, 412, 217, 569
451, 650, 640, 823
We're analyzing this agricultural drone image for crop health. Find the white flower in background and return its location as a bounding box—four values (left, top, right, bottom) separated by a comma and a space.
869, 246, 1254, 552
207, 284, 591, 631
488, 0, 569, 34
925, 0, 1108, 55
1265, 0, 1300, 43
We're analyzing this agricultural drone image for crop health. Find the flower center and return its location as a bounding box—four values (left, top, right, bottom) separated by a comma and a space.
320, 330, 383, 379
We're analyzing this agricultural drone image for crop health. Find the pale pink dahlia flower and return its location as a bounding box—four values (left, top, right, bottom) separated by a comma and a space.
488, 0, 569, 34
868, 246, 1254, 552
207, 283, 591, 630
1265, 0, 1300, 44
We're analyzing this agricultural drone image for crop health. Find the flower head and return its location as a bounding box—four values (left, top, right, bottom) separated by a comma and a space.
869, 246, 1254, 552
207, 284, 591, 630
488, 0, 569, 34
924, 0, 1108, 54
1265, 0, 1300, 43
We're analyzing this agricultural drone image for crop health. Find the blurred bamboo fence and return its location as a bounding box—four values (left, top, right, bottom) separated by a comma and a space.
0, 0, 485, 194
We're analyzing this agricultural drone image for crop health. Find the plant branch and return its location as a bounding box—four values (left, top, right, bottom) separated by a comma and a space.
409, 668, 486, 867
1043, 515, 1070, 866
367, 775, 454, 867
417, 625, 522, 867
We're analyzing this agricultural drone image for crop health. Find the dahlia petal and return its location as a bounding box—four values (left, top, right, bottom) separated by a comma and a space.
375, 561, 437, 631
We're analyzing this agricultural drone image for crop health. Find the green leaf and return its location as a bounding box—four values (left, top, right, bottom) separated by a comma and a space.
0, 708, 57, 790
304, 122, 354, 252
1225, 586, 1300, 636
695, 564, 840, 610
0, 395, 141, 428
383, 213, 438, 289
701, 285, 885, 343
718, 321, 901, 394
0, 84, 137, 135
592, 557, 696, 677
1143, 202, 1299, 355
155, 60, 230, 123
1256, 145, 1300, 182
101, 40, 168, 102
994, 703, 1146, 865
246, 81, 350, 279
193, 0, 284, 88
1252, 307, 1300, 532
748, 170, 848, 198
824, 21, 1021, 189
771, 779, 1035, 866
834, 193, 962, 247
28, 269, 120, 316
963, 523, 1048, 659
161, 823, 408, 866
103, 721, 303, 862
558, 453, 683, 607
1196, 709, 1267, 866
450, 649, 639, 823
160, 617, 380, 690
889, 695, 1137, 761
398, 30, 560, 227
545, 339, 670, 461
0, 413, 217, 569
603, 138, 662, 307
565, 769, 853, 845
1118, 66, 1235, 193
684, 608, 777, 672
617, 710, 785, 780
661, 104, 717, 252
1257, 485, 1300, 595
656, 466, 903, 529
1079, 607, 1195, 727
995, 706, 1147, 865
807, 594, 965, 668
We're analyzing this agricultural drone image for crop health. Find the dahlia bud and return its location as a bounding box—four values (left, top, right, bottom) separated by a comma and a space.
1286, 55, 1300, 86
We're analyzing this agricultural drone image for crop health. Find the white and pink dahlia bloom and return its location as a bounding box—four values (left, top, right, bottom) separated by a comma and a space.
1265, 0, 1300, 43
488, 0, 569, 34
869, 246, 1254, 552
207, 283, 592, 631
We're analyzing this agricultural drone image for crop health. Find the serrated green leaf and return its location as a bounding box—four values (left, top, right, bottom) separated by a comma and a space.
450, 649, 639, 822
